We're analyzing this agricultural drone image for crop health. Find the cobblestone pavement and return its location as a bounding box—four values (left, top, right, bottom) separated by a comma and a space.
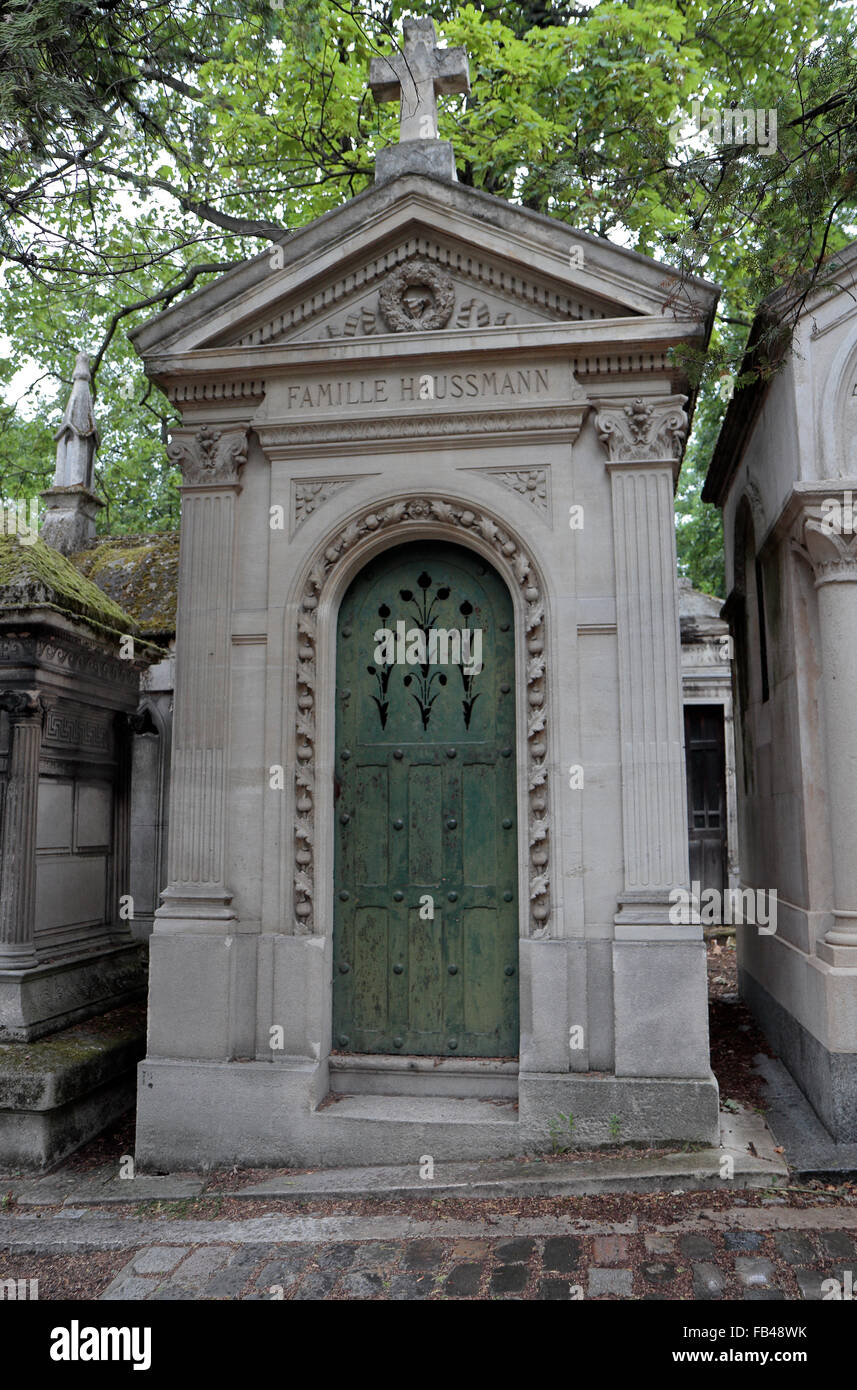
2, 1219, 849, 1301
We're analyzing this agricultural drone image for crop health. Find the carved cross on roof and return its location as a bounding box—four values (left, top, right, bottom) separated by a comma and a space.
369, 17, 470, 144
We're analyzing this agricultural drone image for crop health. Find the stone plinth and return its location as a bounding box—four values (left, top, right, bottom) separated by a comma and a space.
0, 1002, 145, 1170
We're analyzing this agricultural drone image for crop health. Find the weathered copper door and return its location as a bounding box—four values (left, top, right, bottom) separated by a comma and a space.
333, 541, 518, 1057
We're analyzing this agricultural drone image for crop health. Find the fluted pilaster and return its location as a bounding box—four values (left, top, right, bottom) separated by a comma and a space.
594, 396, 690, 921
155, 426, 247, 929
0, 692, 44, 967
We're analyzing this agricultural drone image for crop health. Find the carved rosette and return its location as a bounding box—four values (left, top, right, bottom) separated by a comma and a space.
593, 395, 689, 463
167, 425, 248, 486
480, 468, 549, 517
293, 479, 351, 532
293, 497, 551, 937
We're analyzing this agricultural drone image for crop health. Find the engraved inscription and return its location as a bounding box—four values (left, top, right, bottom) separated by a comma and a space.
284, 368, 552, 412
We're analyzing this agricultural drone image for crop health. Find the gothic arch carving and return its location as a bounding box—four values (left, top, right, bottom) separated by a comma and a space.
819, 330, 857, 477
292, 496, 551, 938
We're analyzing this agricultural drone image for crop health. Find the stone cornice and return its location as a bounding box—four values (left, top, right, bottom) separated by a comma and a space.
145, 315, 708, 388
592, 394, 689, 465
772, 483, 857, 549
0, 628, 144, 692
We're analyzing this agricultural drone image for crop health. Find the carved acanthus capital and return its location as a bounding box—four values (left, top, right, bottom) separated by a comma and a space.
593, 395, 689, 464
801, 515, 857, 586
167, 425, 248, 486
0, 690, 44, 722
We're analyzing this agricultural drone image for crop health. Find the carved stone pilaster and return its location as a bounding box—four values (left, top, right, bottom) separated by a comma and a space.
0, 691, 44, 968
797, 509, 857, 957
594, 396, 690, 921
156, 426, 248, 929
110, 712, 134, 942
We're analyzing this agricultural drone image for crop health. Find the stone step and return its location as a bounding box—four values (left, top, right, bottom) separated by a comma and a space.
322, 1092, 518, 1124
310, 1091, 521, 1162
328, 1054, 518, 1099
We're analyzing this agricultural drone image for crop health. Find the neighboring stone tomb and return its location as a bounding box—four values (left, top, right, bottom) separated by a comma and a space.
0, 358, 156, 1167
129, 19, 722, 1169
705, 242, 857, 1140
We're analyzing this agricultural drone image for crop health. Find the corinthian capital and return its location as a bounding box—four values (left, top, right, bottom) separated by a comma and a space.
0, 690, 44, 721
592, 395, 689, 464
167, 425, 248, 486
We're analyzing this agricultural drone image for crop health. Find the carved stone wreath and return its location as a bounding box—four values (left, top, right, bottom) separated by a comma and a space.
293, 497, 551, 938
378, 258, 456, 333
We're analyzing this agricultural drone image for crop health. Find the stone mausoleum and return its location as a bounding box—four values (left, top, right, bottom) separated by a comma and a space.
705, 243, 857, 1140
126, 19, 723, 1169
0, 356, 157, 1167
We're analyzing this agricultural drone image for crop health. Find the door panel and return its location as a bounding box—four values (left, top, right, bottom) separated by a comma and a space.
333, 541, 519, 1057
684, 704, 727, 898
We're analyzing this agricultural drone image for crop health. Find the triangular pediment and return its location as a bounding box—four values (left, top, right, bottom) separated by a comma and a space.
131, 175, 717, 361
230, 231, 617, 350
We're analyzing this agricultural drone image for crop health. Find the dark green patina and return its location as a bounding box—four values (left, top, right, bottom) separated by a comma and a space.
333, 541, 518, 1058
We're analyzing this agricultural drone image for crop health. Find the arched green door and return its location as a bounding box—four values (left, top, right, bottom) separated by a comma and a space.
333, 541, 519, 1058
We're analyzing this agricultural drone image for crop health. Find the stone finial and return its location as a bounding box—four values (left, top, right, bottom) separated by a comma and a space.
369, 19, 470, 184
53, 352, 99, 490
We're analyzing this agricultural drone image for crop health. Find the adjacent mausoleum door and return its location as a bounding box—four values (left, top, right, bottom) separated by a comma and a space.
333, 541, 519, 1058
684, 704, 727, 897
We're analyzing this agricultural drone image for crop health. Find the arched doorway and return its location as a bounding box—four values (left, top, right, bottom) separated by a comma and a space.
332, 540, 519, 1057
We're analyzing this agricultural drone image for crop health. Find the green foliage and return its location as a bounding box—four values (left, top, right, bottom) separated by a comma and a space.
676, 389, 728, 597
548, 1110, 575, 1152
0, 0, 854, 578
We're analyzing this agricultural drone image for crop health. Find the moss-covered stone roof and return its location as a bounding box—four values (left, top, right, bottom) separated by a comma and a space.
72, 532, 179, 640
0, 532, 138, 638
